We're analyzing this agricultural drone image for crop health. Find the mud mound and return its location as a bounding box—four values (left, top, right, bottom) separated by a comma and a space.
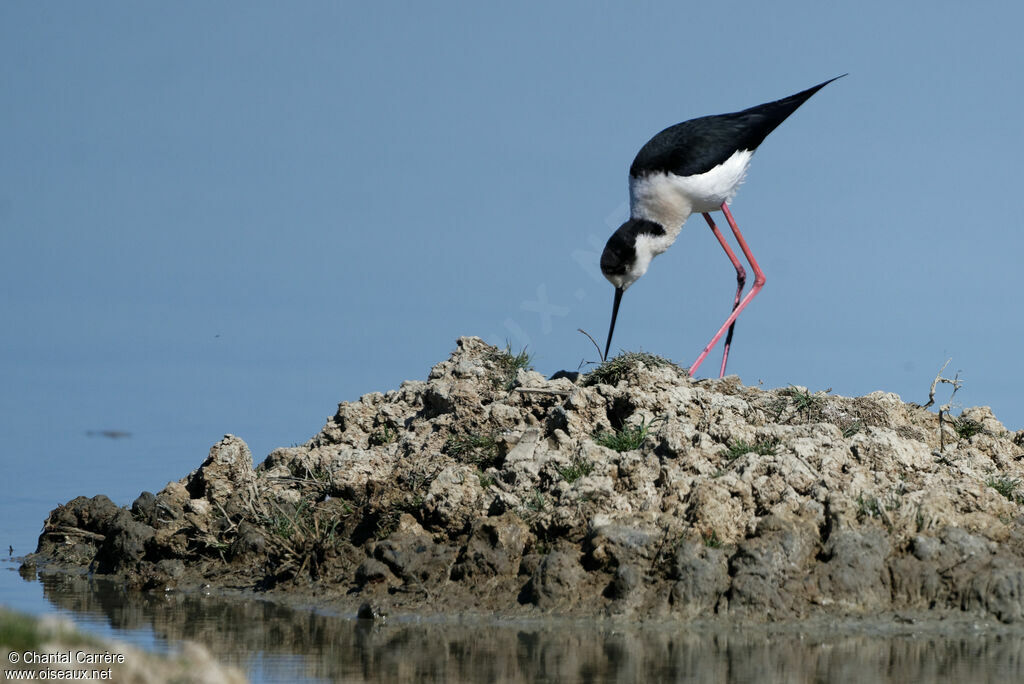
25, 337, 1024, 623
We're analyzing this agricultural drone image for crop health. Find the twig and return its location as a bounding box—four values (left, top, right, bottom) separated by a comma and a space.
45, 526, 106, 541
512, 387, 572, 397
578, 328, 605, 363
215, 500, 238, 534
922, 358, 952, 409
648, 524, 673, 575
923, 359, 963, 453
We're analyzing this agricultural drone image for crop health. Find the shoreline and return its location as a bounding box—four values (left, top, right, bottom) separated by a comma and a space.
22, 337, 1024, 625
18, 561, 1024, 639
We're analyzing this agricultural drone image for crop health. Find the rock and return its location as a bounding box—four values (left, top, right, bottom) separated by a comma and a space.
33, 495, 123, 567
585, 519, 662, 569
95, 510, 155, 574
605, 563, 643, 600
372, 532, 456, 591
131, 491, 157, 525
152, 527, 189, 559
813, 527, 892, 612
423, 465, 483, 529
728, 514, 820, 619
355, 558, 395, 586
451, 514, 531, 579
669, 540, 730, 618
25, 336, 1024, 624
966, 560, 1024, 623
149, 559, 186, 587
519, 551, 586, 609
62, 495, 121, 530
357, 602, 387, 621
228, 521, 267, 562
152, 492, 185, 529
503, 429, 542, 484
184, 434, 256, 507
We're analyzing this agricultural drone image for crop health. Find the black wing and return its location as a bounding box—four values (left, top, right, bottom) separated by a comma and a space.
629, 75, 844, 178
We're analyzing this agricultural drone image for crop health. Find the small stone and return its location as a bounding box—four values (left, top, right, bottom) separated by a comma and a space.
355, 559, 393, 586
357, 602, 386, 621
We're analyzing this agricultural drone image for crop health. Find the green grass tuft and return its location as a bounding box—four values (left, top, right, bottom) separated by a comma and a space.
555, 454, 594, 483
783, 385, 824, 415
953, 416, 984, 440
0, 608, 98, 652
369, 424, 399, 446
254, 496, 352, 578
768, 385, 828, 423
855, 492, 899, 525
487, 344, 534, 390
583, 351, 682, 387
841, 421, 864, 438
986, 475, 1023, 503
593, 415, 665, 452
723, 436, 779, 462
525, 489, 547, 512
445, 432, 501, 469
856, 493, 883, 520
702, 530, 722, 548
0, 608, 43, 652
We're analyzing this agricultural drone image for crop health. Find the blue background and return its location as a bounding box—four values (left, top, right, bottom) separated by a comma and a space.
3, 2, 1022, 566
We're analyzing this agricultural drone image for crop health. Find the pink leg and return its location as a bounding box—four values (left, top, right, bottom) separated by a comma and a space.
689, 202, 766, 377
703, 212, 746, 378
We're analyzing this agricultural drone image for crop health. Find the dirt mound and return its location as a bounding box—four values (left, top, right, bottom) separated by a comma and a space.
25, 337, 1024, 623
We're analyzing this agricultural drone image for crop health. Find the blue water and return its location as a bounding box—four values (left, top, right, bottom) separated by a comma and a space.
6, 559, 1024, 684
4, 419, 1024, 683
0, 426, 182, 653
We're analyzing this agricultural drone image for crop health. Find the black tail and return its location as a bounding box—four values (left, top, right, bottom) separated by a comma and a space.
736, 74, 847, 150
759, 74, 847, 117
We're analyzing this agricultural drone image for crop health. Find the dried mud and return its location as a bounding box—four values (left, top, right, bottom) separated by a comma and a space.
24, 337, 1024, 624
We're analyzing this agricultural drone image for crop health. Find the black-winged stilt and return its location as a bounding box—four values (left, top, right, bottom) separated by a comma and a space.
600, 75, 844, 376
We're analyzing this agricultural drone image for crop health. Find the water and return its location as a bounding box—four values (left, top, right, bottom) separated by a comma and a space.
2, 426, 1023, 682
4, 559, 1024, 683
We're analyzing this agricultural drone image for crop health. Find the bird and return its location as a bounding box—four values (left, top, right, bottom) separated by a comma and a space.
600, 75, 844, 377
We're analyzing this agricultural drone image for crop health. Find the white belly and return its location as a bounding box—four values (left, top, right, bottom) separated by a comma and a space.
629, 149, 753, 226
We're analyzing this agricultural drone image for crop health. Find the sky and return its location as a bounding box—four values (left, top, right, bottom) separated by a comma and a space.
2, 2, 1023, 554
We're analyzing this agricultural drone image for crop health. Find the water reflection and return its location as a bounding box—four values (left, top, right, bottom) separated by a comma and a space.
27, 571, 1024, 683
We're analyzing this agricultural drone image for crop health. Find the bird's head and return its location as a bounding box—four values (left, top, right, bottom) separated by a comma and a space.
600, 217, 666, 292
599, 217, 666, 360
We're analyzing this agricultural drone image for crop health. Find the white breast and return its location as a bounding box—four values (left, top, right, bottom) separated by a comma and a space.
630, 149, 754, 226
